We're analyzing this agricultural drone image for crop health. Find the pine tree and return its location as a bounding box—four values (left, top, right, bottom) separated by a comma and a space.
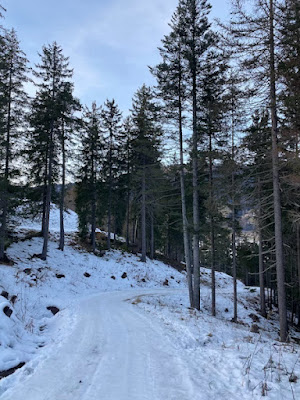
122, 116, 134, 249
151, 6, 194, 306
0, 29, 28, 261
228, 0, 288, 342
130, 85, 162, 262
57, 82, 81, 251
198, 48, 228, 316
243, 110, 273, 318
76, 102, 104, 253
101, 99, 123, 249
178, 0, 215, 310
30, 42, 73, 260
222, 70, 245, 321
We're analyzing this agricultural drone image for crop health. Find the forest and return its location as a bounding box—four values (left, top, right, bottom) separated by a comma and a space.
1, 0, 300, 345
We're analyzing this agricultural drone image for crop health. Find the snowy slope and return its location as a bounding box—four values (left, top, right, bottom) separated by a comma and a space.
15, 204, 78, 233
0, 208, 299, 399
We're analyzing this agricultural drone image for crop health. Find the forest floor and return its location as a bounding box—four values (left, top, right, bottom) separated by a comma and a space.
0, 206, 299, 399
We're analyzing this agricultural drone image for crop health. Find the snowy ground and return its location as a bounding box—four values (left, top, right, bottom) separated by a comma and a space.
0, 207, 299, 399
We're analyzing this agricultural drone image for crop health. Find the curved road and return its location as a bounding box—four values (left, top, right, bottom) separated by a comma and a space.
3, 290, 195, 400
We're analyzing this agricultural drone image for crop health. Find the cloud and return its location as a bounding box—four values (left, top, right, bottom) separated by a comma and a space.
3, 0, 230, 112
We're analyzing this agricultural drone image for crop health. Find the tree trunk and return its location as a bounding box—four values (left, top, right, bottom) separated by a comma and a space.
41, 130, 53, 260
297, 224, 300, 326
0, 65, 12, 260
258, 177, 266, 317
178, 47, 194, 307
191, 38, 200, 310
150, 210, 154, 259
91, 148, 96, 253
107, 131, 112, 250
231, 106, 238, 322
209, 131, 216, 316
141, 165, 146, 262
269, 0, 288, 341
58, 119, 65, 251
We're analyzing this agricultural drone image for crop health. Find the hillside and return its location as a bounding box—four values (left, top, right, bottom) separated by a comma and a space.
0, 208, 299, 399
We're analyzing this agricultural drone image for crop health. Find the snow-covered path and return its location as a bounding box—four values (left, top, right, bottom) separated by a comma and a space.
3, 290, 195, 400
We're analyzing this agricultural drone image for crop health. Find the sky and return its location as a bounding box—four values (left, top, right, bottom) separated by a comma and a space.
2, 0, 231, 114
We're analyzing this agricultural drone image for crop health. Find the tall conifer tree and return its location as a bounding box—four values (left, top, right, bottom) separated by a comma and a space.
30, 42, 73, 259
0, 29, 28, 261
130, 85, 162, 262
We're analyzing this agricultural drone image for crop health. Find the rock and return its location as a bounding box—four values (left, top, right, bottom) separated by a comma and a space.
249, 313, 260, 322
163, 279, 169, 286
3, 306, 13, 318
224, 308, 229, 313
23, 268, 31, 275
56, 274, 65, 279
121, 272, 127, 279
10, 295, 17, 305
0, 362, 25, 379
289, 373, 298, 383
1, 291, 9, 299
250, 323, 260, 333
111, 275, 116, 280
84, 272, 91, 278
47, 306, 60, 315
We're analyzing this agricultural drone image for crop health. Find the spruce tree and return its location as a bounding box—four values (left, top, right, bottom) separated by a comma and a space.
101, 99, 123, 249
228, 0, 288, 342
151, 6, 194, 306
198, 48, 228, 316
30, 42, 73, 260
0, 29, 28, 261
76, 102, 104, 253
130, 85, 162, 262
243, 110, 273, 318
178, 0, 214, 310
57, 82, 81, 251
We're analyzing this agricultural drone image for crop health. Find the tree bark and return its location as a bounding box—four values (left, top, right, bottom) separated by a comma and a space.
150, 210, 154, 259
209, 131, 216, 316
141, 165, 146, 262
178, 46, 194, 307
41, 129, 53, 260
191, 27, 200, 310
258, 177, 266, 317
107, 130, 112, 250
0, 63, 12, 260
58, 119, 65, 251
269, 0, 288, 341
231, 110, 237, 323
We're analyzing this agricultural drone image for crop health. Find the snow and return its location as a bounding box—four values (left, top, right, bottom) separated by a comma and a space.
14, 204, 78, 233
95, 228, 126, 243
0, 207, 299, 399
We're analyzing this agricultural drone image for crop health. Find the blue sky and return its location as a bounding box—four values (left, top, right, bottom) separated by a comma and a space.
2, 0, 231, 114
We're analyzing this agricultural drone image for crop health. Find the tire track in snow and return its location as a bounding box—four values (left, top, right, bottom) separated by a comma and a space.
1, 289, 195, 400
